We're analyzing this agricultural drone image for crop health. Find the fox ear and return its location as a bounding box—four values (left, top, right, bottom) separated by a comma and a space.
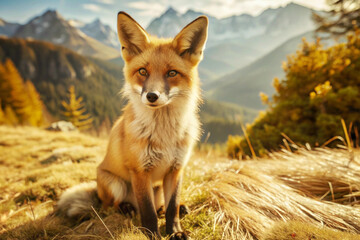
117, 12, 150, 61
172, 16, 208, 64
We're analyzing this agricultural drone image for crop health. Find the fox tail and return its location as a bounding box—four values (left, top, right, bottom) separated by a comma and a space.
56, 181, 101, 221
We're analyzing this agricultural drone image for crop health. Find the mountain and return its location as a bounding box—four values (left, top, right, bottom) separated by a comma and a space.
0, 18, 20, 36
146, 3, 317, 82
147, 3, 315, 47
79, 19, 120, 49
13, 10, 120, 60
240, 3, 317, 53
147, 7, 184, 39
266, 3, 314, 37
0, 37, 125, 127
205, 31, 318, 109
67, 19, 85, 28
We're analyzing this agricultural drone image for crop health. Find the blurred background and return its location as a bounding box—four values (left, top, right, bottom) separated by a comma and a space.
0, 0, 359, 156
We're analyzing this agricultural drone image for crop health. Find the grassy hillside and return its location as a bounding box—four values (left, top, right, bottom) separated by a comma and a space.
1, 126, 360, 239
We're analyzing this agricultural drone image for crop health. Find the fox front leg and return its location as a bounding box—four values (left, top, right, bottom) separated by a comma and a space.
131, 171, 160, 239
163, 169, 187, 240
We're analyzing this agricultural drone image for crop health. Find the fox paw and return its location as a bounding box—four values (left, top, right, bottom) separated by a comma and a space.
118, 202, 136, 218
179, 204, 190, 217
156, 205, 189, 218
169, 232, 188, 240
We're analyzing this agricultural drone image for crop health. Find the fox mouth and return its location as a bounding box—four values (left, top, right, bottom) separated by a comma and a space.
146, 103, 167, 109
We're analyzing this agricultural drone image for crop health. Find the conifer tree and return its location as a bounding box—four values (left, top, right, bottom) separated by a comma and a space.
2, 59, 32, 124
25, 80, 43, 126
4, 105, 19, 125
0, 59, 44, 126
61, 85, 93, 130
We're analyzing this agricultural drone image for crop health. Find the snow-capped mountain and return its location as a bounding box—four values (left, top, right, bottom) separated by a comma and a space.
13, 10, 120, 60
265, 3, 314, 37
147, 7, 186, 38
146, 3, 316, 47
79, 19, 120, 49
145, 3, 318, 82
0, 18, 20, 36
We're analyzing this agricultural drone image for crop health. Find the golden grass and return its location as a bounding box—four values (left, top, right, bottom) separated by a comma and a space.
190, 149, 360, 239
263, 221, 360, 240
0, 126, 360, 239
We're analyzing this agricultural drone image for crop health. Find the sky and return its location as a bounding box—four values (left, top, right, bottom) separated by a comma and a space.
0, 0, 329, 29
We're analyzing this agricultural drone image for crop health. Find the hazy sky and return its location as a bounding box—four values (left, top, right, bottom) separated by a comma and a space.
0, 0, 329, 29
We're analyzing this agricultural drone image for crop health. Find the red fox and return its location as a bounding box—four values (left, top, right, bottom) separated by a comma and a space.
57, 12, 208, 239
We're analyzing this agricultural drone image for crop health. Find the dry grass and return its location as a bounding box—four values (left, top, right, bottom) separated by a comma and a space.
263, 221, 360, 240
0, 126, 360, 239
189, 148, 360, 239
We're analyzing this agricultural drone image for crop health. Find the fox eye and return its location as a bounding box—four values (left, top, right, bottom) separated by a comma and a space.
139, 68, 147, 76
168, 70, 178, 77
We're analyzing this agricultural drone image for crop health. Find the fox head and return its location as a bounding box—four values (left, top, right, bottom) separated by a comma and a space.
117, 12, 208, 109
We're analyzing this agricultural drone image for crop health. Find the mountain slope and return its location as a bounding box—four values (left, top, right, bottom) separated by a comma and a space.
0, 18, 20, 36
205, 31, 317, 109
13, 10, 120, 60
200, 99, 258, 143
0, 37, 125, 127
79, 19, 120, 49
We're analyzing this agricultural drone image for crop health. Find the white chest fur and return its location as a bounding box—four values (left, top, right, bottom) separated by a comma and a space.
128, 95, 199, 172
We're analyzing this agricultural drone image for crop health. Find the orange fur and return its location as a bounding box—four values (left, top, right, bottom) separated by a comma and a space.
59, 11, 208, 239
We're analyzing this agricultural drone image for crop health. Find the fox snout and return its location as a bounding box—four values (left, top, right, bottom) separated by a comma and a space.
141, 88, 169, 108
146, 92, 159, 103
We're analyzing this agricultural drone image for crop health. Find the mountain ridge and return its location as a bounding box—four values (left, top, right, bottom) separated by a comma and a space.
145, 3, 318, 82
79, 18, 120, 49
13, 10, 120, 60
0, 18, 20, 36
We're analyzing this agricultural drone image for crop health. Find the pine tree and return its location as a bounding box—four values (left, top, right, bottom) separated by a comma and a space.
4, 105, 19, 125
313, 0, 360, 37
2, 59, 32, 124
25, 80, 43, 126
61, 85, 93, 130
0, 59, 44, 126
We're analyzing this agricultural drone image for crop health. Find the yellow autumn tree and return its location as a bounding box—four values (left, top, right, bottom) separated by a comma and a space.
25, 80, 44, 126
0, 100, 4, 124
61, 85, 93, 130
0, 59, 44, 126
228, 28, 360, 157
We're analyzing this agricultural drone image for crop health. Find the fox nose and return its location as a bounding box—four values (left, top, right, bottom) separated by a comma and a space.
146, 92, 159, 103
